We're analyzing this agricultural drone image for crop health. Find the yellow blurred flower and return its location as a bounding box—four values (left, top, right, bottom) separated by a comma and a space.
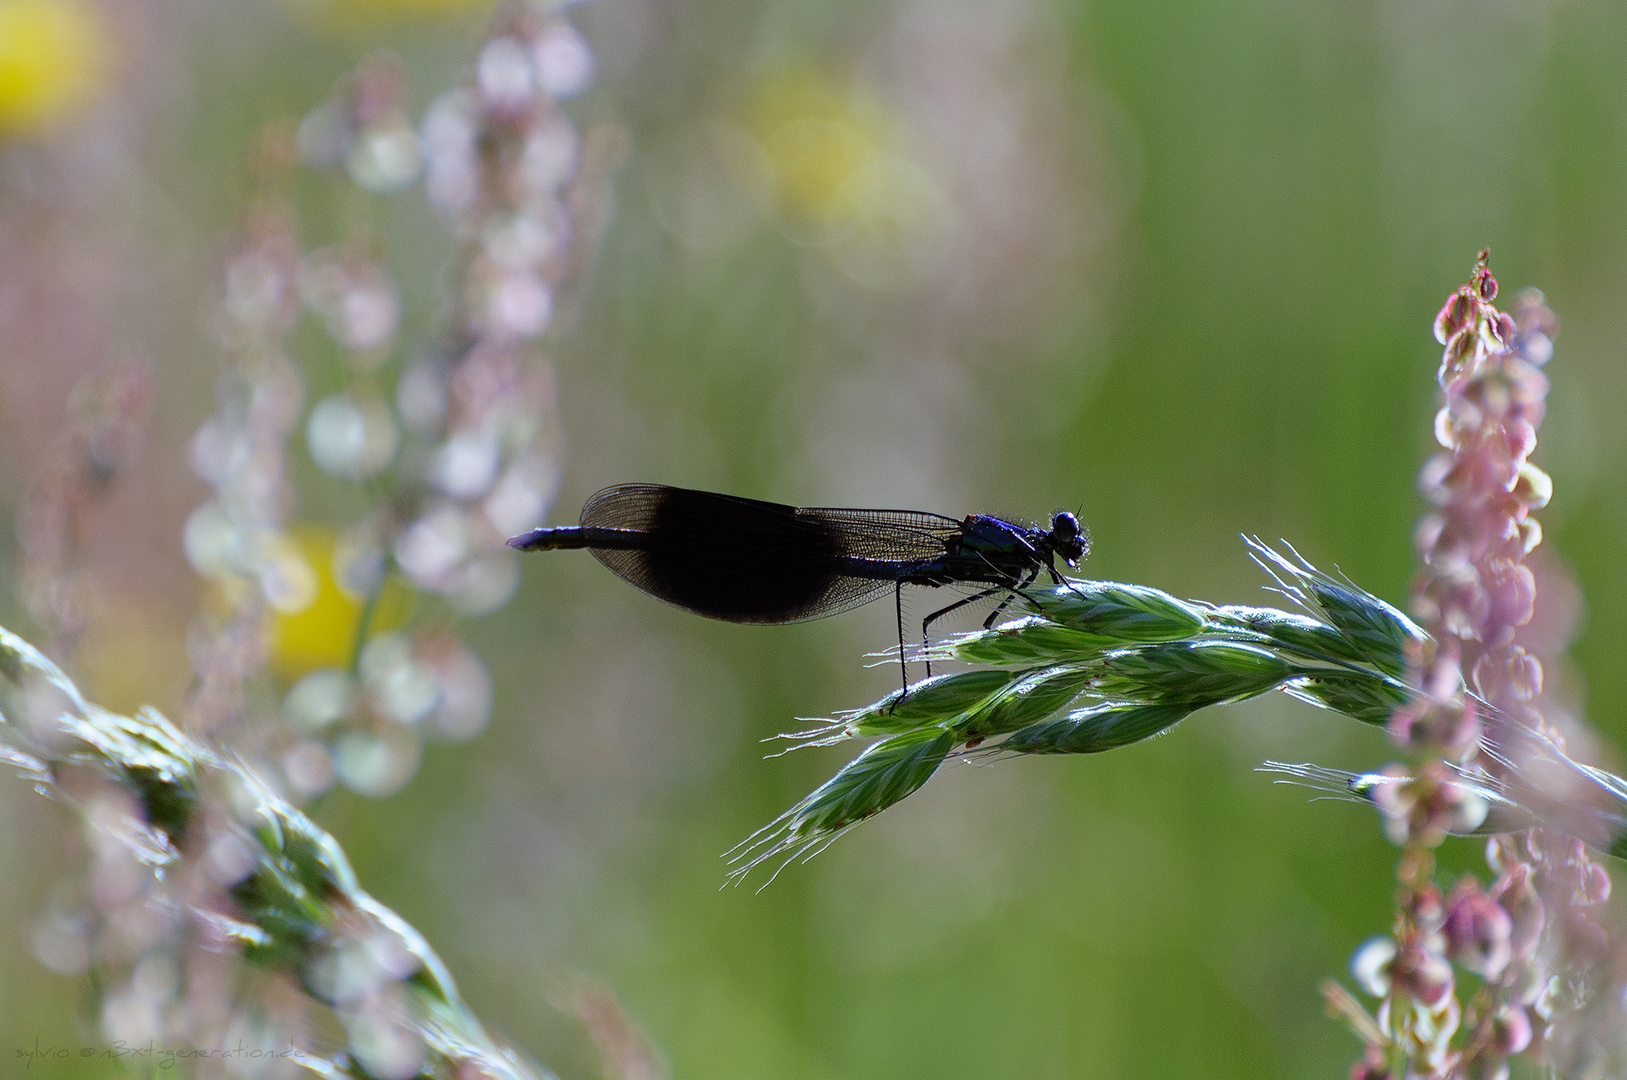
269, 525, 409, 678
734, 64, 893, 233
722, 63, 954, 288
0, 0, 107, 135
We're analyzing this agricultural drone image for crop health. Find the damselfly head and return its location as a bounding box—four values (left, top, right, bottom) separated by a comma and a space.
1048, 512, 1089, 567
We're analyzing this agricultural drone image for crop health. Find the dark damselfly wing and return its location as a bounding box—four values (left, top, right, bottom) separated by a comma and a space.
577, 484, 964, 624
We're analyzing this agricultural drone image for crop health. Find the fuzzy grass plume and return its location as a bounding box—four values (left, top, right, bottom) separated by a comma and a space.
0, 625, 553, 1080
730, 541, 1438, 883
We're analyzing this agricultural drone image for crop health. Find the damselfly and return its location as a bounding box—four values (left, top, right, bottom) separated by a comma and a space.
507, 483, 1090, 692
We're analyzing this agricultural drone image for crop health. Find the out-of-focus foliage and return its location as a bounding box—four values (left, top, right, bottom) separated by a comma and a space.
286, 0, 503, 34
4, 0, 1627, 1078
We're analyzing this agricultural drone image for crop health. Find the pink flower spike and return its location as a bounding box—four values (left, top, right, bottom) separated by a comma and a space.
1435, 289, 1474, 346
1442, 879, 1513, 980
1488, 1004, 1531, 1056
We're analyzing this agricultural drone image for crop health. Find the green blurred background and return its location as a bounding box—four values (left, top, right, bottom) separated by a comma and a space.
2, 0, 1626, 1076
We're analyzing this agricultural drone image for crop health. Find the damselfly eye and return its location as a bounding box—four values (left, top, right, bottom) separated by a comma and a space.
1050, 512, 1088, 565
